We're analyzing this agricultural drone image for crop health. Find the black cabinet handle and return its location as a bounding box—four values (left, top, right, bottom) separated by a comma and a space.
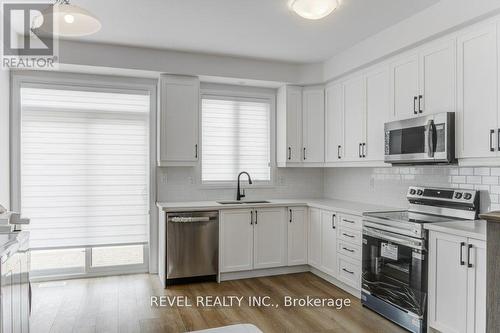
303, 147, 306, 160
255, 210, 258, 225
413, 96, 418, 114
467, 244, 473, 268
362, 143, 366, 158
460, 242, 465, 265
195, 144, 198, 158
418, 95, 423, 113
332, 214, 336, 229
342, 233, 355, 238
359, 143, 362, 158
288, 147, 291, 160
343, 247, 355, 253
490, 130, 495, 152
342, 268, 354, 274
250, 211, 253, 225
498, 129, 500, 151
343, 219, 355, 224
337, 145, 341, 159
289, 209, 292, 223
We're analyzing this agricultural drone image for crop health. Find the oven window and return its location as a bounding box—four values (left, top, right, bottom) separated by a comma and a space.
389, 126, 426, 155
362, 233, 426, 316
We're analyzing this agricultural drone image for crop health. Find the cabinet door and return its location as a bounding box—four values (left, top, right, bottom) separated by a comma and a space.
158, 75, 199, 166
325, 83, 344, 162
365, 66, 389, 161
277, 86, 302, 164
253, 208, 286, 269
457, 24, 498, 158
428, 231, 468, 333
343, 76, 365, 161
390, 54, 419, 120
466, 239, 486, 333
302, 87, 325, 163
420, 39, 457, 115
308, 208, 322, 269
287, 207, 308, 266
320, 210, 337, 277
220, 209, 254, 272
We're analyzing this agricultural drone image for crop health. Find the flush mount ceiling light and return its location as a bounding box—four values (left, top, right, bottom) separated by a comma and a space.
32, 0, 101, 37
288, 0, 340, 20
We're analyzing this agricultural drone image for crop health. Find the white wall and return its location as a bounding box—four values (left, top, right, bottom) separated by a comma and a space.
158, 167, 324, 202
0, 69, 9, 209
323, 167, 500, 213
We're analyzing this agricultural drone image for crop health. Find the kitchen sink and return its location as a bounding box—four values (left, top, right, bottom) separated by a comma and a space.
217, 200, 270, 205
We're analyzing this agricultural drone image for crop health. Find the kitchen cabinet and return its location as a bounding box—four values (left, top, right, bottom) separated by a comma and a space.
457, 23, 498, 159
320, 210, 337, 277
364, 66, 389, 161
342, 75, 366, 162
287, 207, 308, 266
158, 75, 200, 166
428, 231, 486, 333
253, 208, 287, 269
277, 86, 303, 165
308, 208, 322, 269
390, 38, 456, 120
325, 83, 344, 162
302, 86, 325, 163
220, 208, 286, 273
336, 214, 362, 290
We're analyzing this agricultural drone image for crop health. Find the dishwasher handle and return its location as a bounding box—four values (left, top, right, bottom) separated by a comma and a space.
168, 216, 211, 223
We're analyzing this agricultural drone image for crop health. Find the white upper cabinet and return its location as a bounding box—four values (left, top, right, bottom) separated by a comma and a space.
457, 23, 498, 159
158, 75, 200, 166
253, 208, 287, 269
277, 86, 303, 165
364, 66, 390, 161
325, 83, 344, 162
342, 75, 366, 161
390, 54, 419, 120
287, 207, 308, 266
302, 86, 325, 163
419, 39, 457, 115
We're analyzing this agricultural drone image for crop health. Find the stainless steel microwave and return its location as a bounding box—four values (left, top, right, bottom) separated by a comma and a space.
384, 112, 455, 165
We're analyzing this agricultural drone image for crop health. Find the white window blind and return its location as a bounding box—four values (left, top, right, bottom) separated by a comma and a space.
20, 87, 150, 249
201, 97, 271, 183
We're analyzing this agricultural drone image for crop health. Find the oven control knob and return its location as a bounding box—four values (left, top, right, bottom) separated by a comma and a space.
409, 189, 416, 195
464, 193, 472, 200
417, 189, 424, 196
454, 192, 463, 199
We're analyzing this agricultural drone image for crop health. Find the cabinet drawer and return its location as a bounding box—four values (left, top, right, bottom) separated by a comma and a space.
337, 241, 361, 261
337, 255, 361, 290
339, 214, 362, 230
338, 227, 362, 246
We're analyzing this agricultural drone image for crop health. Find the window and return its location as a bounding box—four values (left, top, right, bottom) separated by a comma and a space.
201, 96, 271, 184
19, 84, 150, 277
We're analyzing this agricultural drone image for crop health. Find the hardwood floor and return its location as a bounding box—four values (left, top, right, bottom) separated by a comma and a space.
31, 272, 406, 333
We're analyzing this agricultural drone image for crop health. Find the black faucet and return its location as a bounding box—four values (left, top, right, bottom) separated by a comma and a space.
236, 171, 253, 201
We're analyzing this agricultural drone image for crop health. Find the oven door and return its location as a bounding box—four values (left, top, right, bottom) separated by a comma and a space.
362, 226, 427, 318
384, 112, 454, 164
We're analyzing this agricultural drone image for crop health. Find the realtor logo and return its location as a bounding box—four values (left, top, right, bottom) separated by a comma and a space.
2, 2, 58, 69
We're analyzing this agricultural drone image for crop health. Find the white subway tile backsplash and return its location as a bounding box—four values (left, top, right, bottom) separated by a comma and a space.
491, 168, 500, 176
467, 176, 482, 184
474, 167, 490, 176
459, 168, 474, 176
451, 176, 466, 183
490, 185, 500, 194
482, 176, 498, 185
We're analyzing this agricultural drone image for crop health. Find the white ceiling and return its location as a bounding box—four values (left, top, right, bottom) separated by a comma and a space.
54, 0, 439, 63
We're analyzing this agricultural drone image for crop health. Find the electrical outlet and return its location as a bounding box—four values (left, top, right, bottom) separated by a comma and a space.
161, 175, 167, 184
187, 176, 194, 185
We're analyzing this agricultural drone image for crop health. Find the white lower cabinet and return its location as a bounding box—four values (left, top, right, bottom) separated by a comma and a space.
428, 231, 486, 333
320, 210, 338, 276
287, 207, 308, 266
308, 208, 322, 269
220, 208, 286, 273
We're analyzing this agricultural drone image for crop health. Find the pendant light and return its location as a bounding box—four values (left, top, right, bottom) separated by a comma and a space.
289, 0, 340, 20
32, 0, 101, 37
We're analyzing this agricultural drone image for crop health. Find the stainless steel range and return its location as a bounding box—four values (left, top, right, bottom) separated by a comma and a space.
362, 186, 480, 333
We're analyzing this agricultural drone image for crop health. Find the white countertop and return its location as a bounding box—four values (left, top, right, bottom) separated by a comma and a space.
424, 220, 487, 241
156, 198, 402, 216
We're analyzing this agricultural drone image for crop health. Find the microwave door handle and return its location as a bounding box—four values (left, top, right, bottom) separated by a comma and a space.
427, 119, 436, 158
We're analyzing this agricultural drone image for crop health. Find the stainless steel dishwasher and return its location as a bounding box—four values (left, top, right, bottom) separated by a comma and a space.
166, 211, 218, 284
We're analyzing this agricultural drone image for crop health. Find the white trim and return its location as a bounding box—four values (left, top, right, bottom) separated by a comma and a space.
10, 70, 159, 275
219, 265, 309, 281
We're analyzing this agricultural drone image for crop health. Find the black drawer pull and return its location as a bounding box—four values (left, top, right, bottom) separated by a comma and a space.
343, 247, 354, 253
342, 268, 354, 274
343, 219, 355, 224
460, 242, 465, 265
342, 233, 355, 238
467, 244, 473, 268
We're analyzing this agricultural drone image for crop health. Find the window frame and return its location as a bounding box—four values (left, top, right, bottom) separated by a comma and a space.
10, 71, 158, 277
198, 87, 277, 188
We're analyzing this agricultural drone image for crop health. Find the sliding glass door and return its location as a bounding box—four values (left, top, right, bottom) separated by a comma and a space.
17, 80, 152, 279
